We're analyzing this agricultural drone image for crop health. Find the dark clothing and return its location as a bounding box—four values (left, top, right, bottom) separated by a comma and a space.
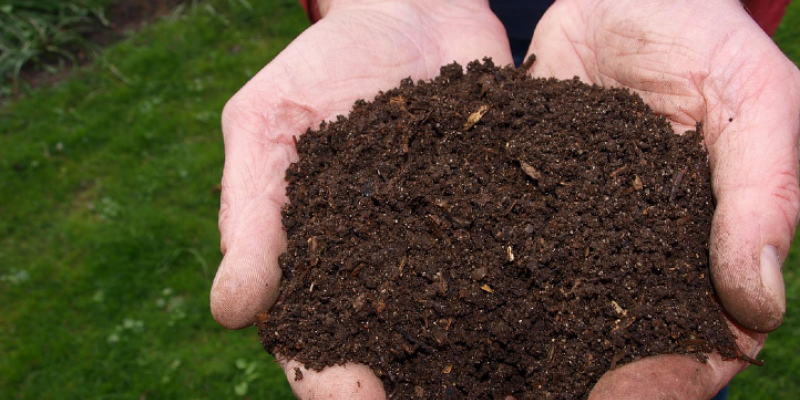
489, 0, 554, 66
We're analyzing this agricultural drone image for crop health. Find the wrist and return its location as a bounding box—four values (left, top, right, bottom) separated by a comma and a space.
316, 0, 491, 19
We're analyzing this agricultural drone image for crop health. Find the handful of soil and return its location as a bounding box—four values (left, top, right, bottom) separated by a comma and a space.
258, 59, 741, 399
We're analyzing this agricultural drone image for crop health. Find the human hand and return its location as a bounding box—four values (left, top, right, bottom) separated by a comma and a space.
210, 0, 512, 397
527, 0, 800, 398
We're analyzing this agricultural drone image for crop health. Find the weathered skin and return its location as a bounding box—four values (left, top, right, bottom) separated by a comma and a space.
211, 0, 800, 398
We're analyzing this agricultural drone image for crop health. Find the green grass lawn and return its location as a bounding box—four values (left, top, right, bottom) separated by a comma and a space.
0, 1, 798, 399
0, 1, 302, 398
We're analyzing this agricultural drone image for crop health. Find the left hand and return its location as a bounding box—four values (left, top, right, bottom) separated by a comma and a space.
211, 1, 512, 397
527, 0, 800, 398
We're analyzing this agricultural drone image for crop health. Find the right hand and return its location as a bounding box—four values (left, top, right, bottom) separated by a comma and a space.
210, 1, 513, 398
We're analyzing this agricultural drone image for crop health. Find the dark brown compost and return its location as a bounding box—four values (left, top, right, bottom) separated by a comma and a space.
258, 59, 740, 400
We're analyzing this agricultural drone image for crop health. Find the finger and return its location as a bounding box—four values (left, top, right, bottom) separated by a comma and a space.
279, 358, 386, 400
705, 30, 800, 332
589, 324, 766, 400
211, 92, 303, 329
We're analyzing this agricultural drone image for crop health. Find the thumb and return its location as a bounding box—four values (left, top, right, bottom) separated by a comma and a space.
706, 41, 800, 332
210, 92, 310, 329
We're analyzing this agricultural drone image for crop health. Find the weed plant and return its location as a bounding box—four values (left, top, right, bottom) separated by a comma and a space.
0, 0, 111, 97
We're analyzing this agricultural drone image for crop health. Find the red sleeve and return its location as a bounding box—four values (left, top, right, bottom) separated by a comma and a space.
299, 0, 321, 24
742, 0, 791, 35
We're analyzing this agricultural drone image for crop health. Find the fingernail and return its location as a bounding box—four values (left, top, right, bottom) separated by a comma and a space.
760, 245, 786, 314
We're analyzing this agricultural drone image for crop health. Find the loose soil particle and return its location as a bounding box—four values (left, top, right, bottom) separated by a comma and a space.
258, 59, 741, 399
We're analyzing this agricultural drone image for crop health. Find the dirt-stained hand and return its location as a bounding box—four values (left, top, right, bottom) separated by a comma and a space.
210, 0, 512, 398
527, 0, 800, 398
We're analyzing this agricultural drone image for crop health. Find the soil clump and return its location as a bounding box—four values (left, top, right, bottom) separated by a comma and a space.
258, 58, 741, 399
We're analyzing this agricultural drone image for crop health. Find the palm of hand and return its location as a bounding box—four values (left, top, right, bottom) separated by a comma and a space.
529, 0, 800, 398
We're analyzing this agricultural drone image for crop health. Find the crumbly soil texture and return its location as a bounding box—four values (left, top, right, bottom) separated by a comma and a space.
258, 59, 741, 399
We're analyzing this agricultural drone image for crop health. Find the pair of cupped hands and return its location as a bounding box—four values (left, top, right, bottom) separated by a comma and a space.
210, 0, 800, 398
